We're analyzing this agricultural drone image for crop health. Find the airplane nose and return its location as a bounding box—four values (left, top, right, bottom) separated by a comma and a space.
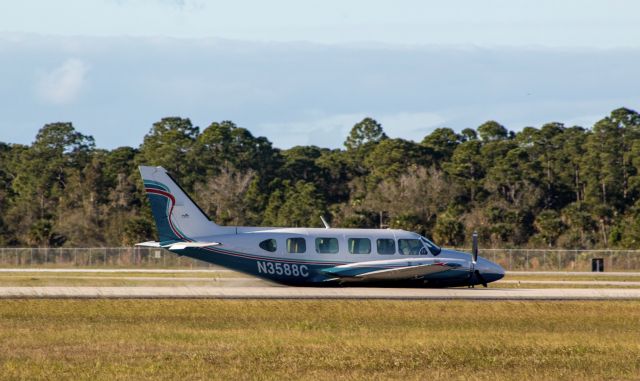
482, 261, 505, 283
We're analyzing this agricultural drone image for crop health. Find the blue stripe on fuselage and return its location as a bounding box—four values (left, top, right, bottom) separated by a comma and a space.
172, 246, 472, 287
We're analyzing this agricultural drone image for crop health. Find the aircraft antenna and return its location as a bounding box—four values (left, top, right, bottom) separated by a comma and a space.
320, 216, 331, 229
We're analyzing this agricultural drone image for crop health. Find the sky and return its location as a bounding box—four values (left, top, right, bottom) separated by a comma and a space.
1, 0, 640, 149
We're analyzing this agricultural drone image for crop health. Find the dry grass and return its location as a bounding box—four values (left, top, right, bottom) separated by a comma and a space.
0, 271, 257, 287
0, 300, 639, 380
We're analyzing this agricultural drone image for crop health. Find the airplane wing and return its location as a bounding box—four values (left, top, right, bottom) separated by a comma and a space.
135, 241, 221, 250
322, 261, 462, 282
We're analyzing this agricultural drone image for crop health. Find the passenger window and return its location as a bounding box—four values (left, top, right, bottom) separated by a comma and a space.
398, 239, 424, 255
286, 238, 306, 253
259, 239, 277, 252
376, 239, 396, 255
348, 238, 371, 254
315, 237, 339, 254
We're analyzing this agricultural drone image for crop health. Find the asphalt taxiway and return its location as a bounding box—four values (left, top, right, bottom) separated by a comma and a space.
2, 269, 640, 300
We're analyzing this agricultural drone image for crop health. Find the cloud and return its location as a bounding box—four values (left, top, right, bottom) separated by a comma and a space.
378, 112, 447, 141
105, 0, 203, 10
4, 35, 638, 149
36, 59, 89, 105
258, 113, 364, 148
257, 111, 447, 149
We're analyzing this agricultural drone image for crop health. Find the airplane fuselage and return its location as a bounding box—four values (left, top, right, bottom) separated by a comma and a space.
166, 227, 505, 287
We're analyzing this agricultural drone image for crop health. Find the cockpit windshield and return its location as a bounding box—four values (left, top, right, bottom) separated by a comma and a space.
420, 236, 442, 255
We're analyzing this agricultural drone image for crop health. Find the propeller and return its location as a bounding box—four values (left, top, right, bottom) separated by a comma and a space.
469, 231, 487, 288
472, 231, 478, 264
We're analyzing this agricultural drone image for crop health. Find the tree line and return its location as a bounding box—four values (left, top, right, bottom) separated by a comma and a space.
1, 107, 639, 249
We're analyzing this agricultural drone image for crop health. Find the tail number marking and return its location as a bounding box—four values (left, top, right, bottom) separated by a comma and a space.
257, 261, 309, 277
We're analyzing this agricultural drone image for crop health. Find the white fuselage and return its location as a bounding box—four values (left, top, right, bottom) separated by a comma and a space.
172, 226, 504, 287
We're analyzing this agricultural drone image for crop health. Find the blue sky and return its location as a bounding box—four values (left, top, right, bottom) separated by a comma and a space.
1, 0, 639, 148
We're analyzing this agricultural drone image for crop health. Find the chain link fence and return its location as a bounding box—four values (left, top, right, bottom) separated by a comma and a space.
0, 247, 639, 271
464, 249, 640, 272
0, 247, 214, 268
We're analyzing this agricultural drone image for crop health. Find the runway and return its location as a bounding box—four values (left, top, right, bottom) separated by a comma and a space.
1, 269, 639, 276
2, 286, 640, 300
2, 269, 640, 299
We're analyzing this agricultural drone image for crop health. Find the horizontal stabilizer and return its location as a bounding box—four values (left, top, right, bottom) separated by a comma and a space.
135, 241, 220, 250
167, 242, 221, 250
323, 262, 461, 282
135, 241, 162, 248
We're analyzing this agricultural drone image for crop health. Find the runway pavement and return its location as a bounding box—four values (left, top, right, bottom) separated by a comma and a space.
2, 269, 639, 276
2, 268, 640, 300
2, 286, 640, 300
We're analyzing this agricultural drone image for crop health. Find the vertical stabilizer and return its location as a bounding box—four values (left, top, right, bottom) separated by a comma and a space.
139, 166, 219, 242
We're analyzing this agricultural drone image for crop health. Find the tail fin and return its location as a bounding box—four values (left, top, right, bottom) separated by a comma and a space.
139, 166, 219, 242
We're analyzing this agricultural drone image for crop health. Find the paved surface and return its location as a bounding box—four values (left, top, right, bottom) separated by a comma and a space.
2, 286, 640, 300
498, 280, 640, 286
5, 276, 639, 286
6, 274, 639, 285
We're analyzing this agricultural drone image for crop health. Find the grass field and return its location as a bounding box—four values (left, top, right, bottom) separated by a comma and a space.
0, 271, 262, 287
0, 300, 639, 380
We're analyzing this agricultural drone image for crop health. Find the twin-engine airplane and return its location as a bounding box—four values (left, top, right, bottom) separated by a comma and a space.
137, 166, 505, 287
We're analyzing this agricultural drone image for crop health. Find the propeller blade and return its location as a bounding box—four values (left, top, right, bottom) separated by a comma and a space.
472, 231, 478, 263
468, 231, 480, 288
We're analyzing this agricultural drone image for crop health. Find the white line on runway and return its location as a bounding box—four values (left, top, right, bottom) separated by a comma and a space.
2, 286, 640, 300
